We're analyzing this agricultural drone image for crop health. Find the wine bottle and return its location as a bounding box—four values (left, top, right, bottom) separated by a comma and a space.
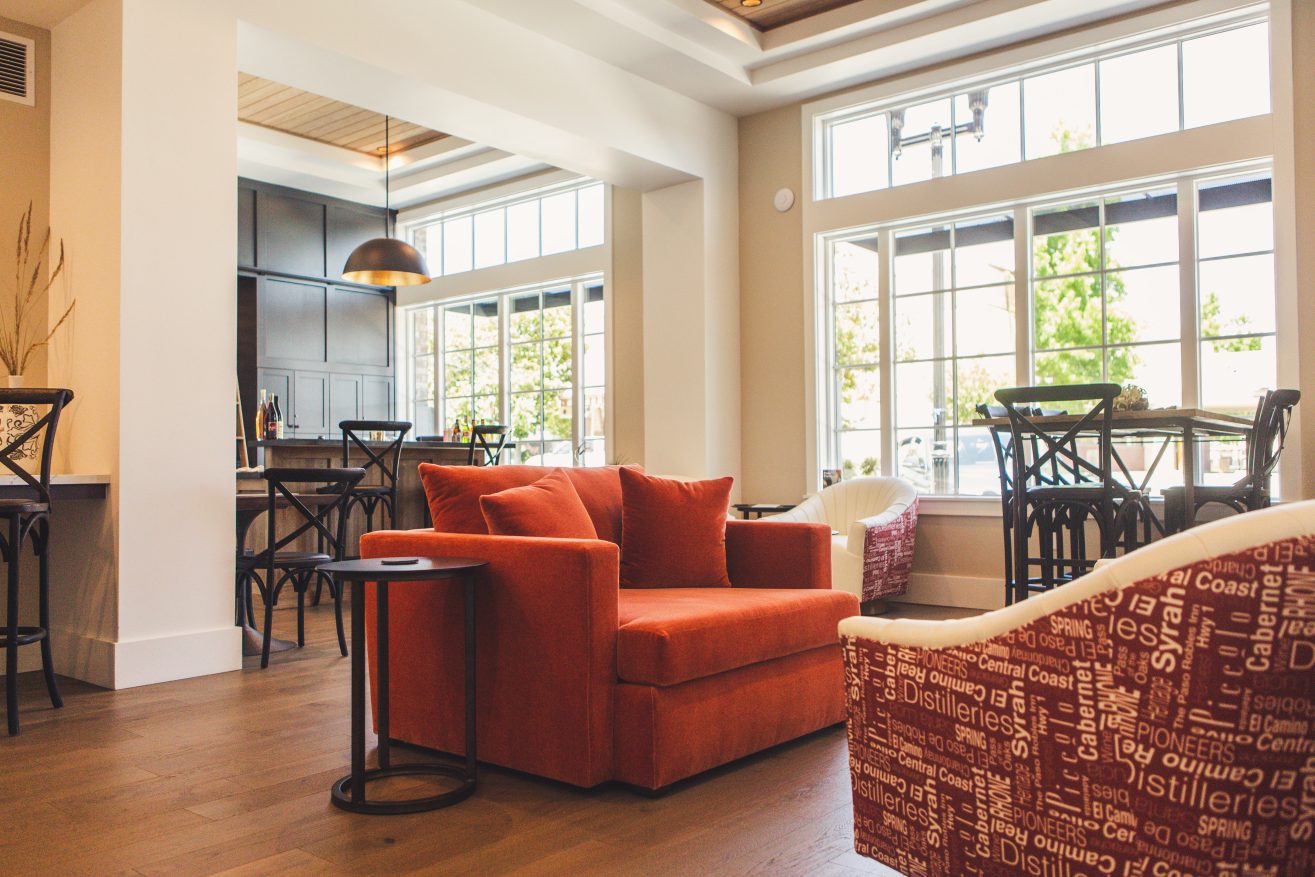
256, 389, 267, 443
272, 395, 285, 439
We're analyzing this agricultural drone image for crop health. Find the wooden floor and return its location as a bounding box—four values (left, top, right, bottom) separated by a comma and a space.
0, 602, 957, 877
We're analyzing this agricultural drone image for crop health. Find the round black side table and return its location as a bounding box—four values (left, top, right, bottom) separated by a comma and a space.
320, 556, 487, 815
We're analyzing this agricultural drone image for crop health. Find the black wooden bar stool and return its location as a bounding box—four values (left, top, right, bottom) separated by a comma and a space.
1, 388, 73, 735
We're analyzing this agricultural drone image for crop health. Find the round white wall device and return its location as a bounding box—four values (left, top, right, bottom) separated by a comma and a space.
773, 187, 795, 213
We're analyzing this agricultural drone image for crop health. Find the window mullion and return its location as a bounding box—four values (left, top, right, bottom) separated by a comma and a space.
877, 227, 894, 477
1014, 205, 1032, 384
1178, 176, 1200, 408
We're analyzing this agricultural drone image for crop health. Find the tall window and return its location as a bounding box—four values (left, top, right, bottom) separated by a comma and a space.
893, 216, 1016, 495
411, 181, 604, 279
820, 171, 1276, 496
818, 20, 1270, 200
406, 275, 605, 465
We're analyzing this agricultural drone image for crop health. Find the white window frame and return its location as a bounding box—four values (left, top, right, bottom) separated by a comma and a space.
798, 0, 1301, 510
400, 272, 608, 466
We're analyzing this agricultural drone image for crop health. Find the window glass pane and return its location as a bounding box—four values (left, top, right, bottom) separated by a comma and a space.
955, 286, 1015, 357
1183, 24, 1270, 128
1099, 46, 1179, 144
442, 215, 473, 275
834, 300, 880, 365
1033, 275, 1102, 350
443, 304, 471, 350
413, 400, 435, 436
833, 238, 879, 302
412, 353, 434, 402
542, 389, 573, 439
445, 397, 474, 427
1105, 189, 1178, 268
513, 441, 542, 466
957, 427, 1000, 496
892, 98, 953, 187
444, 350, 472, 398
510, 293, 541, 343
838, 366, 880, 429
543, 337, 572, 389
830, 114, 889, 198
1199, 177, 1273, 258
839, 430, 882, 479
578, 184, 605, 248
1034, 349, 1102, 385
583, 283, 605, 334
510, 392, 542, 439
954, 216, 1014, 287
541, 441, 575, 467
1106, 266, 1180, 344
1106, 342, 1181, 406
541, 191, 577, 255
954, 83, 1021, 174
507, 200, 540, 262
472, 299, 499, 347
510, 342, 540, 392
894, 292, 950, 362
895, 359, 951, 428
897, 428, 953, 494
1200, 335, 1276, 415
543, 289, 573, 337
473, 209, 506, 270
473, 347, 500, 396
1200, 255, 1275, 337
584, 388, 605, 438
580, 439, 605, 466
583, 335, 605, 387
412, 308, 435, 355
894, 227, 950, 295
956, 356, 1014, 427
415, 224, 442, 278
1024, 64, 1096, 158
1032, 203, 1100, 277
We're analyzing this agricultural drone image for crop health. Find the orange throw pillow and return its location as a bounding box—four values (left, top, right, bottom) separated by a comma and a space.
619, 469, 733, 588
479, 469, 599, 539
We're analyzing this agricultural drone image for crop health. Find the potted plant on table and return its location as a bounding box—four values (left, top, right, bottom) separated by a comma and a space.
1, 203, 75, 469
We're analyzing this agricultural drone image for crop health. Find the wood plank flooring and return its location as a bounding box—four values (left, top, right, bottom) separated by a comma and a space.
0, 602, 927, 877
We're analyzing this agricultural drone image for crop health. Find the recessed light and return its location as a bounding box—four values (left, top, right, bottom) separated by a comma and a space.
741, 0, 762, 6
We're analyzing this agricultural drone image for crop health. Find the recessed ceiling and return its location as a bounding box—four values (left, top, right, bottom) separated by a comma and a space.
704, 0, 864, 30
237, 74, 446, 156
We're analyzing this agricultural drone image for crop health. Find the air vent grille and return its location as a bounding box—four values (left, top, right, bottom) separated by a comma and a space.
0, 33, 33, 106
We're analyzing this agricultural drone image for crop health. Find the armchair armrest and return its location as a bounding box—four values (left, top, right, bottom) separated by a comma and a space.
359, 529, 620, 788
725, 519, 832, 589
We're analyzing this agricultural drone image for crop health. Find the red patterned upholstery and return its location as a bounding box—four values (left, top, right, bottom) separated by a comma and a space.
861, 496, 917, 601
841, 501, 1315, 876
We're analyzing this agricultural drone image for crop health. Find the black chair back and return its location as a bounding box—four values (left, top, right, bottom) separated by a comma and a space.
0, 388, 73, 506
1246, 389, 1300, 501
261, 467, 365, 567
338, 420, 410, 492
995, 384, 1121, 495
466, 424, 509, 466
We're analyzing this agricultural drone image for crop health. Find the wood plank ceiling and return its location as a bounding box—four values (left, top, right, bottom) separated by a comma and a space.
705, 0, 865, 30
237, 74, 446, 156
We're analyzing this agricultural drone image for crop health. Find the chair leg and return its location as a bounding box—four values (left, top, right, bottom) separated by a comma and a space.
296, 579, 306, 648
6, 517, 19, 735
332, 578, 348, 657
37, 528, 61, 710
261, 583, 275, 669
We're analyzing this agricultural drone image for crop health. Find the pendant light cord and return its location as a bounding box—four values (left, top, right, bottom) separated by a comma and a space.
384, 115, 391, 238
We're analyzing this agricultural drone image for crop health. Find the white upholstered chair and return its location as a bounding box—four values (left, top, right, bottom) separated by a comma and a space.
840, 500, 1315, 876
772, 477, 918, 607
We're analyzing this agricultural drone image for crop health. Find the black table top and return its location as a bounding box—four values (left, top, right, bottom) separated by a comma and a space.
318, 556, 488, 581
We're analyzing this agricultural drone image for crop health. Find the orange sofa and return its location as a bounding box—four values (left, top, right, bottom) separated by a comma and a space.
360, 465, 858, 791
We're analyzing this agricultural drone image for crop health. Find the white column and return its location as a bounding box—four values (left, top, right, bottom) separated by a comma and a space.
50, 0, 240, 688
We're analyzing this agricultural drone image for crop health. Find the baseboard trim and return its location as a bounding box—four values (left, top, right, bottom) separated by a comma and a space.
893, 572, 1006, 611
49, 624, 242, 690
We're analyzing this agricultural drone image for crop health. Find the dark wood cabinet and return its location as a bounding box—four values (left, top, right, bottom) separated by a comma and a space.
239, 180, 398, 444
257, 192, 326, 279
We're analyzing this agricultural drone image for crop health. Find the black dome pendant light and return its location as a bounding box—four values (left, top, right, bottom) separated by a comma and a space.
343, 114, 431, 286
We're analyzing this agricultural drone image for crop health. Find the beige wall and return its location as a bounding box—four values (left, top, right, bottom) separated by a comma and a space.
610, 186, 645, 466
0, 15, 50, 385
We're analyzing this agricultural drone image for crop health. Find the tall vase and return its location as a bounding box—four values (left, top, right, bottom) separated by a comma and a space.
2, 374, 40, 475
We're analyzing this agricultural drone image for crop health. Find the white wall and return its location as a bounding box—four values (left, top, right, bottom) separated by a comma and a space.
50, 0, 240, 688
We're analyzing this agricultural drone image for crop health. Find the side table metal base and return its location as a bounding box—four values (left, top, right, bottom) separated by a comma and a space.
330, 763, 475, 815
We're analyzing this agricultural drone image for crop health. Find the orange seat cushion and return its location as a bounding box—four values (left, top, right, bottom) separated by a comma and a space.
616, 588, 859, 686
479, 469, 599, 539
619, 469, 733, 588
419, 464, 634, 544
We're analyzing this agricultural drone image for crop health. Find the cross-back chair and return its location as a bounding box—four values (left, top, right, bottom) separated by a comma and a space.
466, 424, 509, 466
243, 466, 364, 668
0, 388, 73, 735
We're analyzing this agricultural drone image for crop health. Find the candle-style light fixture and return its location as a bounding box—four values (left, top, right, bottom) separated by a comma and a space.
342, 115, 431, 286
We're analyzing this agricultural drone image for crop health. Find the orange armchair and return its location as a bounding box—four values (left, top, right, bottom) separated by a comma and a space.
360, 468, 855, 791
